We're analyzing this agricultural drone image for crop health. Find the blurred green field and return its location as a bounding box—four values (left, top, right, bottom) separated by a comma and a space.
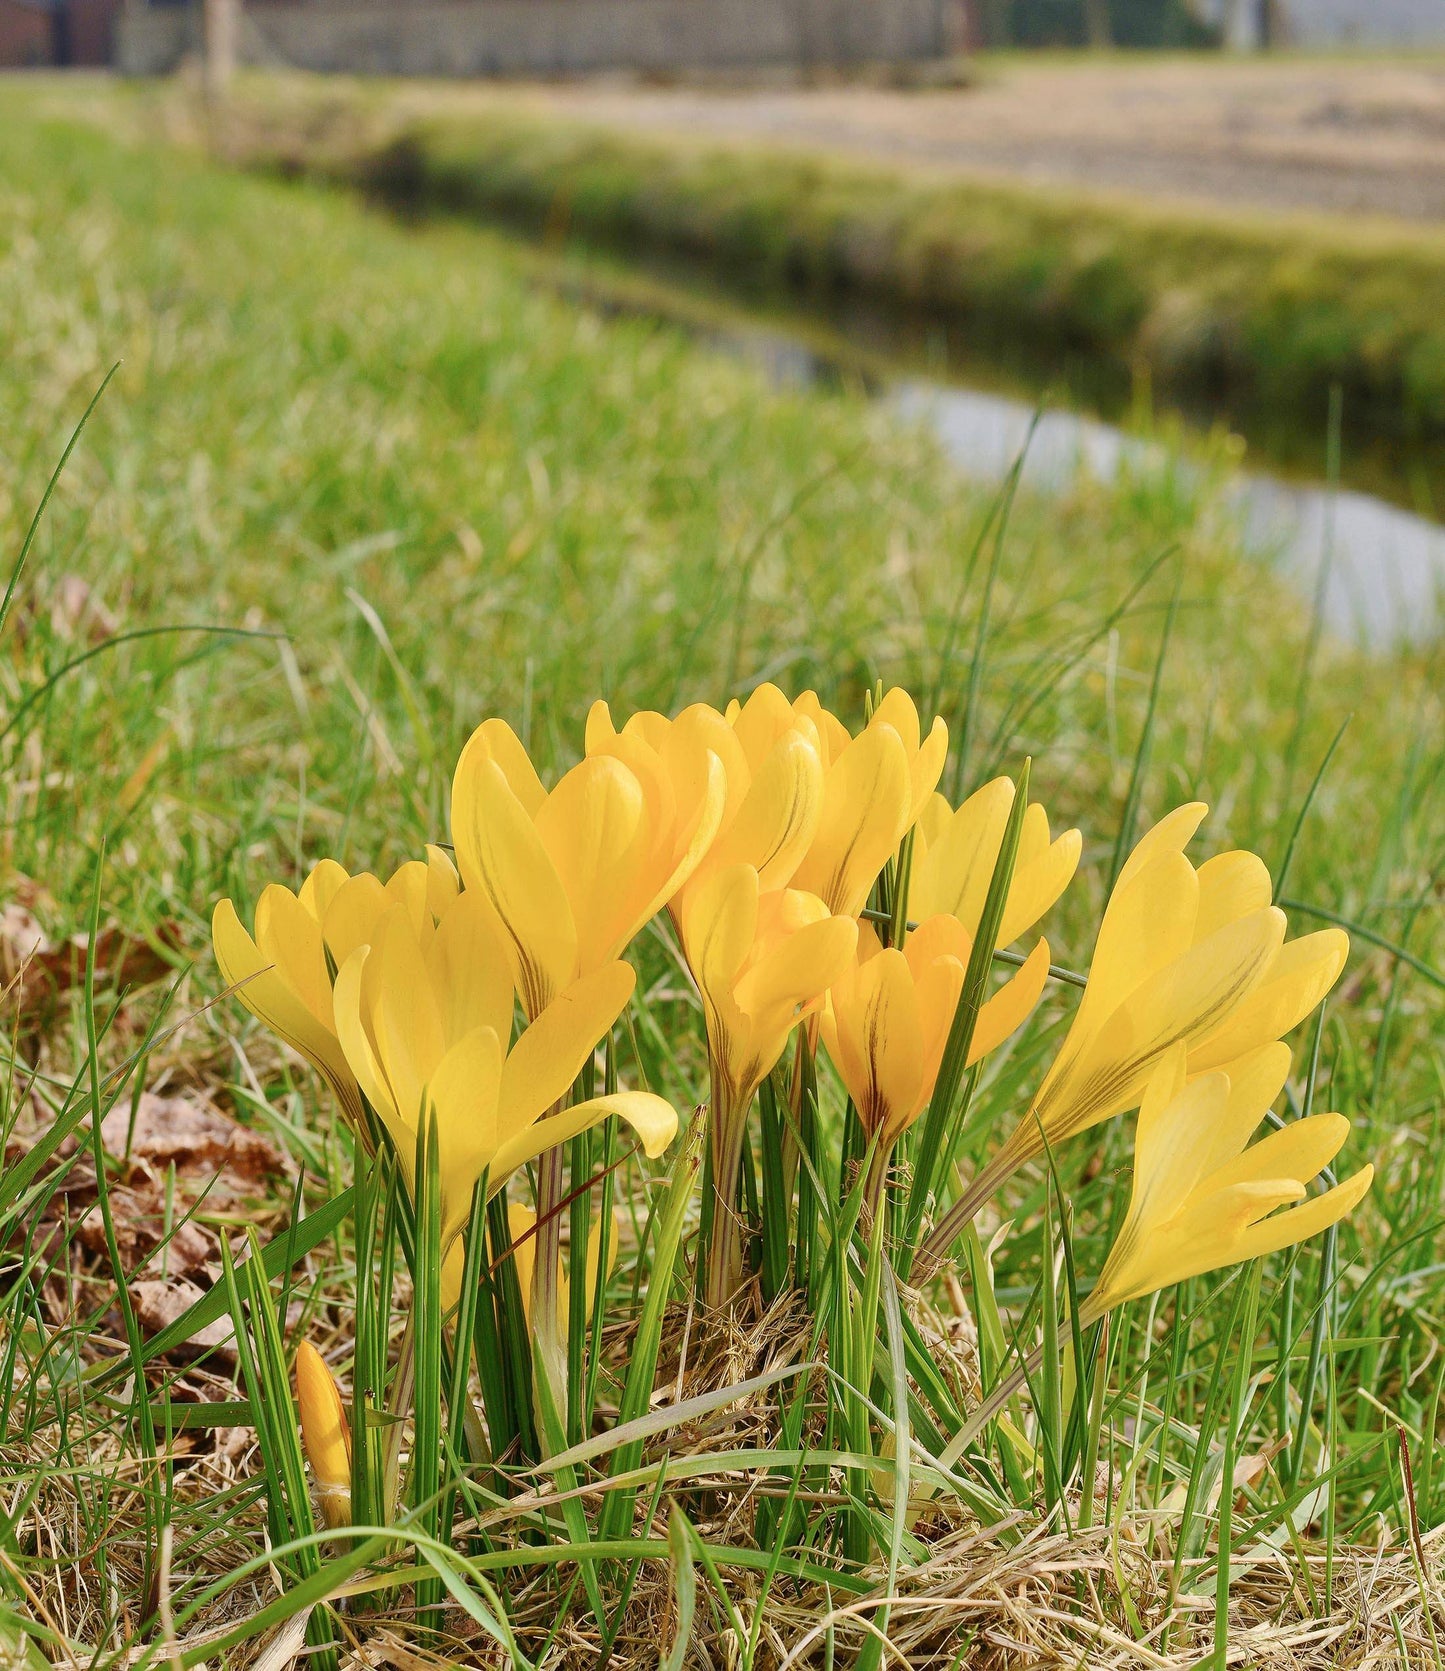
2, 87, 1444, 1663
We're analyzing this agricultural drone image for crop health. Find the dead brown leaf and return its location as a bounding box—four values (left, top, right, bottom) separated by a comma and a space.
100, 1092, 285, 1184
0, 887, 183, 1037
73, 1185, 217, 1278
130, 1277, 235, 1364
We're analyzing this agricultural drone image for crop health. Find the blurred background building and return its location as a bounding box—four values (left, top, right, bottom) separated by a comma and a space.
3, 0, 1443, 74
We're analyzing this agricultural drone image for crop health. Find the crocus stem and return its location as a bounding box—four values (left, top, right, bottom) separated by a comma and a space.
530, 1138, 568, 1442
916, 1142, 1020, 1265
380, 1312, 414, 1518
704, 1072, 752, 1312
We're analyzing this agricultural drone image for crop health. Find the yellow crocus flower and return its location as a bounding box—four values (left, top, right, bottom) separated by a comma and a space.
819, 914, 1049, 1160
922, 804, 1347, 1257
451, 716, 727, 1019
790, 688, 948, 919
585, 697, 825, 901
295, 1341, 352, 1530
1082, 1045, 1373, 1320
909, 783, 1082, 949
679, 862, 858, 1306
867, 687, 951, 828
332, 893, 677, 1246
212, 846, 459, 1131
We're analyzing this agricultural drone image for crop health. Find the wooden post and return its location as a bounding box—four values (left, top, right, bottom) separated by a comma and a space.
202, 0, 237, 100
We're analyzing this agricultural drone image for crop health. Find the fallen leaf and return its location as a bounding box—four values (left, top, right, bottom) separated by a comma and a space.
101, 1092, 285, 1183
131, 1277, 236, 1364
74, 1185, 217, 1278
1, 903, 182, 1037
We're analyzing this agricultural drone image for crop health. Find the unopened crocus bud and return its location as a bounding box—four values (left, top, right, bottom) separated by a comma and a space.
295, 1341, 352, 1530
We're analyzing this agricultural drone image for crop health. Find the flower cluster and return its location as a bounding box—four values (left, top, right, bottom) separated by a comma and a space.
217, 683, 1371, 1425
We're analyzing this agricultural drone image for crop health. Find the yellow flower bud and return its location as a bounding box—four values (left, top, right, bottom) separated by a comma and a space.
295, 1341, 351, 1530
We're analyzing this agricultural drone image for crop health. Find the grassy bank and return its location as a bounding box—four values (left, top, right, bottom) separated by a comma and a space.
198, 80, 1445, 440
2, 90, 1444, 1667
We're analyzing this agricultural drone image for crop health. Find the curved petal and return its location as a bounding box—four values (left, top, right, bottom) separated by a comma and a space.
642, 747, 729, 921
1039, 905, 1286, 1145
968, 937, 1050, 1066
789, 690, 851, 766
430, 890, 514, 1051
793, 723, 911, 917
214, 898, 362, 1125
1188, 928, 1349, 1072
367, 908, 448, 1129
909, 778, 1013, 934
456, 717, 547, 816
298, 859, 353, 922
1115, 802, 1209, 891
857, 949, 926, 1140
1186, 1041, 1293, 1182
487, 1091, 679, 1186
681, 864, 759, 997
707, 731, 824, 890
1076, 851, 1199, 1034
426, 1025, 505, 1242
453, 749, 577, 1014
1202, 1111, 1350, 1198
1192, 851, 1273, 944
332, 945, 400, 1144
498, 961, 636, 1134
533, 754, 648, 972
254, 885, 333, 1023
322, 873, 390, 968
734, 911, 858, 1025
998, 819, 1082, 947
1232, 1164, 1373, 1262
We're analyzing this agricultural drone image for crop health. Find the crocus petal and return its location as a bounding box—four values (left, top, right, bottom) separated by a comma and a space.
707, 731, 824, 890
734, 911, 858, 1025
497, 961, 636, 1133
429, 890, 514, 1050
1231, 1165, 1373, 1262
332, 946, 401, 1146
1202, 1111, 1350, 1198
453, 749, 578, 1014
1188, 928, 1349, 1072
297, 858, 353, 921
998, 818, 1082, 947
1072, 851, 1199, 1037
1114, 802, 1209, 891
254, 885, 334, 1022
533, 755, 649, 973
488, 1091, 679, 1185
641, 747, 728, 920
1184, 1042, 1293, 1183
214, 898, 362, 1125
1192, 851, 1273, 943
1041, 905, 1285, 1144
456, 717, 547, 816
857, 949, 927, 1139
322, 873, 390, 968
909, 778, 1013, 933
793, 722, 911, 917
968, 938, 1050, 1066
367, 908, 449, 1128
425, 1025, 505, 1242
682, 864, 760, 997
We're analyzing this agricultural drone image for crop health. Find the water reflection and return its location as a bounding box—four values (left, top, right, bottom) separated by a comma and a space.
896, 380, 1444, 649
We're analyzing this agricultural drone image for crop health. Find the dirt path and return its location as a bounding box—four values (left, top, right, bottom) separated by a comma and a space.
481, 58, 1445, 224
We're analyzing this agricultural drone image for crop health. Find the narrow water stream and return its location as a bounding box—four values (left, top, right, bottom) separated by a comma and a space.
533, 249, 1445, 651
